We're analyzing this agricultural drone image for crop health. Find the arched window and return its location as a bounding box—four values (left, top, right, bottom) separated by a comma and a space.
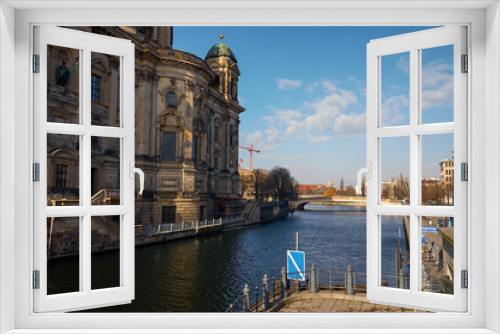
214, 125, 220, 143
212, 75, 220, 92
161, 132, 176, 162
192, 136, 198, 163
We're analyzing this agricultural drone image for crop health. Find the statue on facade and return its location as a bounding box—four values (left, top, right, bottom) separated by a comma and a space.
56, 61, 70, 87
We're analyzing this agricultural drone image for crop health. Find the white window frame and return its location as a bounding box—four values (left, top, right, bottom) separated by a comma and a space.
366, 26, 467, 312
1, 1, 499, 333
33, 26, 136, 312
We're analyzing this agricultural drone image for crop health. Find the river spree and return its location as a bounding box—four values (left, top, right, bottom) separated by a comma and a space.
47, 204, 408, 312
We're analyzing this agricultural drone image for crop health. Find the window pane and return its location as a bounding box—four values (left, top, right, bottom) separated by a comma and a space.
161, 132, 176, 162
421, 216, 454, 295
47, 45, 80, 124
192, 137, 198, 163
421, 45, 454, 124
47, 134, 80, 206
162, 206, 177, 224
421, 133, 454, 206
47, 217, 80, 295
380, 215, 410, 289
91, 137, 121, 205
381, 137, 410, 205
380, 52, 410, 127
91, 216, 121, 290
91, 52, 121, 127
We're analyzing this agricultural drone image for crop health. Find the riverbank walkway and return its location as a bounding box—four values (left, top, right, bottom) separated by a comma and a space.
273, 291, 428, 313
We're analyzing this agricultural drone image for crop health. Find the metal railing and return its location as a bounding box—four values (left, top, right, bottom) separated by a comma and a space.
226, 275, 284, 312
422, 273, 453, 294
227, 265, 367, 312
135, 218, 223, 237
221, 214, 242, 224
91, 189, 120, 206
226, 264, 431, 312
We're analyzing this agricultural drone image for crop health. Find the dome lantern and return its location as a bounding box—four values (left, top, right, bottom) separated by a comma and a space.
206, 34, 237, 63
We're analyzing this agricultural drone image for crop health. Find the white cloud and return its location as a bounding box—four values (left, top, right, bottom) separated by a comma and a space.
333, 113, 366, 135
264, 127, 281, 144
309, 136, 333, 144
277, 78, 302, 90
421, 60, 453, 109
240, 131, 278, 152
280, 154, 305, 161
248, 79, 368, 154
305, 82, 359, 132
305, 82, 319, 94
396, 54, 410, 74
263, 108, 306, 137
381, 95, 409, 125
321, 80, 340, 94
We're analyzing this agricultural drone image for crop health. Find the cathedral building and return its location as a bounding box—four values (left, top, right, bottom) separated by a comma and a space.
47, 26, 244, 227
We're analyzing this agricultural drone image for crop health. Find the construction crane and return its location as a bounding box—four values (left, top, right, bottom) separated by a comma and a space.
238, 144, 261, 170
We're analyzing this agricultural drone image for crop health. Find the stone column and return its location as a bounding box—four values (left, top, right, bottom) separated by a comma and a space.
135, 70, 149, 156
148, 75, 160, 158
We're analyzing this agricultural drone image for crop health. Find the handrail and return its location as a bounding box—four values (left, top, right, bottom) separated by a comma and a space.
225, 265, 450, 312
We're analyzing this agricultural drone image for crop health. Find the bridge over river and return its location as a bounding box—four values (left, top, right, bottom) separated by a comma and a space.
289, 195, 367, 212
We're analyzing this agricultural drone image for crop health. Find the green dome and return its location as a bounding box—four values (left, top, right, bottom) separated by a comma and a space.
206, 35, 237, 63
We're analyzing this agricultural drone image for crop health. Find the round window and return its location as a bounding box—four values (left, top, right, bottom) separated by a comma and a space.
166, 92, 177, 108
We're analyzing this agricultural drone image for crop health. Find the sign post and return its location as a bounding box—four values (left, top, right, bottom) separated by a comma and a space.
287, 250, 305, 281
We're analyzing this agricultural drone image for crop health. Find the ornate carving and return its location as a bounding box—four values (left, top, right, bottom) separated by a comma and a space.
221, 110, 230, 122
109, 56, 120, 69
159, 84, 185, 112
186, 80, 195, 90
193, 116, 204, 135
156, 112, 184, 129
136, 69, 156, 83
56, 61, 70, 87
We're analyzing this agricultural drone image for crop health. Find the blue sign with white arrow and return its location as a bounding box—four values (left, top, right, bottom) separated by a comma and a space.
422, 226, 438, 233
287, 250, 306, 281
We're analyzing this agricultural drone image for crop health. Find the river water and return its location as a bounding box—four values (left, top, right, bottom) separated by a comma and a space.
48, 205, 408, 312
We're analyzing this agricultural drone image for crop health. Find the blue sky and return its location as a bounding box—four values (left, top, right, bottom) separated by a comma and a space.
174, 27, 454, 186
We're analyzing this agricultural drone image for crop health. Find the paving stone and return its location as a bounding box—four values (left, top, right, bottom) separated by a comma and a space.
359, 303, 378, 312
321, 299, 337, 307
375, 304, 390, 312
345, 301, 362, 312
331, 299, 349, 312
308, 299, 324, 306
276, 292, 431, 313
388, 305, 403, 312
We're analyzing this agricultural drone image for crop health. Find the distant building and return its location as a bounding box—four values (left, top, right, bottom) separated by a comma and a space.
299, 184, 327, 195
381, 179, 409, 201
438, 227, 454, 280
440, 159, 454, 186
239, 167, 256, 200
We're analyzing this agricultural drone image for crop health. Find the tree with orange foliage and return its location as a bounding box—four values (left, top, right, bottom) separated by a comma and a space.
323, 188, 336, 197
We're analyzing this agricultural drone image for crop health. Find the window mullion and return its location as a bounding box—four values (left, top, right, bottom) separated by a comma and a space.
81, 48, 92, 294
409, 47, 420, 294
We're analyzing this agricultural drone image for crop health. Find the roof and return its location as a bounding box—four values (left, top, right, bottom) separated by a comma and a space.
206, 35, 237, 63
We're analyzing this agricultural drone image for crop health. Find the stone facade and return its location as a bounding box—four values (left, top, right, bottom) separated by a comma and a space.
440, 159, 454, 186
47, 27, 245, 229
